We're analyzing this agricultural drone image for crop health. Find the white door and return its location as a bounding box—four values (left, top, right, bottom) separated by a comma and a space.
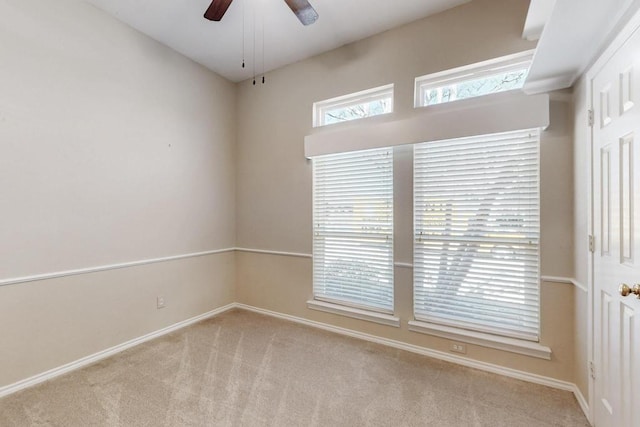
593, 21, 640, 427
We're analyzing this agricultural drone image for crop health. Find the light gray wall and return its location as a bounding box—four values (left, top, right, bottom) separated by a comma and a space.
0, 0, 236, 388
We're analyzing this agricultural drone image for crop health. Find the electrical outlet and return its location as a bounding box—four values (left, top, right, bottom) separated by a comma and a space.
450, 343, 466, 354
157, 296, 166, 309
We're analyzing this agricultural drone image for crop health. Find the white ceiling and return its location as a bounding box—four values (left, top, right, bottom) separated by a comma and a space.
84, 0, 469, 83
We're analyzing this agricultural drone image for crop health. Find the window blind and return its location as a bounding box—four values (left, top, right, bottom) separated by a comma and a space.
413, 129, 540, 341
313, 148, 394, 313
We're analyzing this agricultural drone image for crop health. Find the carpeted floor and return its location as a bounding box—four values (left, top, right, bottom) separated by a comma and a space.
0, 309, 590, 426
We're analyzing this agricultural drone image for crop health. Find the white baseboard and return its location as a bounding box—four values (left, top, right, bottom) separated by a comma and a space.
0, 303, 237, 399
572, 383, 592, 425
235, 303, 591, 423
0, 301, 591, 425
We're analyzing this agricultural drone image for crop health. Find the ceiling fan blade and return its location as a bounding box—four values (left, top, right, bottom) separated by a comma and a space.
204, 0, 234, 21
283, 0, 319, 26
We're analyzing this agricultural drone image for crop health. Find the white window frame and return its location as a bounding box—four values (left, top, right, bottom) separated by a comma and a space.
310, 147, 397, 326
412, 129, 541, 344
313, 84, 394, 128
414, 50, 534, 108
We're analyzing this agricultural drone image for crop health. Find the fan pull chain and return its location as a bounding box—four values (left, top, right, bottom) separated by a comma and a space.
261, 4, 265, 84
252, 0, 256, 85
241, 0, 245, 68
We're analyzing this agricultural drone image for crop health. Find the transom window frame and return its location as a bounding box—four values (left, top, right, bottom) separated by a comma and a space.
414, 50, 534, 108
313, 84, 394, 128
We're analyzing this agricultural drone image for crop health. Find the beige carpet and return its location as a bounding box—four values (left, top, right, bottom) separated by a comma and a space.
0, 309, 589, 426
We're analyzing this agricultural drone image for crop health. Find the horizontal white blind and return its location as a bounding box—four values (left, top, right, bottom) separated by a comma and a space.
414, 129, 540, 341
313, 148, 394, 313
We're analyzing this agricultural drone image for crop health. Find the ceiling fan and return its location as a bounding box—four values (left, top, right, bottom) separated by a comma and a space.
204, 0, 319, 26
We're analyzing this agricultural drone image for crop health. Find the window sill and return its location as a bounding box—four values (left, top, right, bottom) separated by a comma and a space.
307, 300, 400, 328
408, 320, 552, 360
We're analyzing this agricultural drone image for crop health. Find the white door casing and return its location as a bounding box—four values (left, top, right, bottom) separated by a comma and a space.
592, 20, 640, 427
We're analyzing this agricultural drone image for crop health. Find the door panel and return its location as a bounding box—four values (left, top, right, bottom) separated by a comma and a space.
593, 22, 640, 427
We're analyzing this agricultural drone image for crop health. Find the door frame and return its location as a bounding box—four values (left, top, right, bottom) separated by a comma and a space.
586, 5, 640, 424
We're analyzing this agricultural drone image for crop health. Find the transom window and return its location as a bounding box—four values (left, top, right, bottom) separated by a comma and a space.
414, 50, 533, 108
313, 84, 393, 127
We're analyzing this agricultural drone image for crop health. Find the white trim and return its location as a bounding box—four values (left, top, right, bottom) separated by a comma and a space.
522, 0, 556, 41
579, 0, 640, 84
313, 84, 394, 128
394, 262, 413, 268
0, 301, 591, 423
408, 320, 552, 360
572, 383, 592, 424
19, 247, 582, 297
571, 279, 589, 292
524, 0, 640, 96
234, 247, 312, 258
413, 50, 534, 89
234, 249, 415, 270
571, 279, 588, 293
540, 275, 589, 292
235, 251, 591, 296
305, 92, 550, 158
233, 253, 590, 296
0, 248, 235, 288
414, 50, 534, 108
236, 303, 587, 420
0, 303, 237, 399
307, 299, 400, 327
540, 275, 573, 284
583, 7, 640, 423
523, 74, 576, 95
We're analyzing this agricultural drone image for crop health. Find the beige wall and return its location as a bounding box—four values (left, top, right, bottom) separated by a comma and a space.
541, 97, 574, 277
1, 0, 585, 394
0, 252, 235, 387
0, 0, 236, 278
236, 0, 580, 382
0, 0, 236, 388
236, 0, 537, 255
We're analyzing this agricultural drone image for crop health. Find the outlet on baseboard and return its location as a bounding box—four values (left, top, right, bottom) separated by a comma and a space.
450, 342, 466, 354
157, 296, 166, 309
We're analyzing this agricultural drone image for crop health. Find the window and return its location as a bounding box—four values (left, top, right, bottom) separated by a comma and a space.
413, 129, 540, 341
312, 148, 394, 313
414, 51, 533, 107
313, 84, 393, 127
